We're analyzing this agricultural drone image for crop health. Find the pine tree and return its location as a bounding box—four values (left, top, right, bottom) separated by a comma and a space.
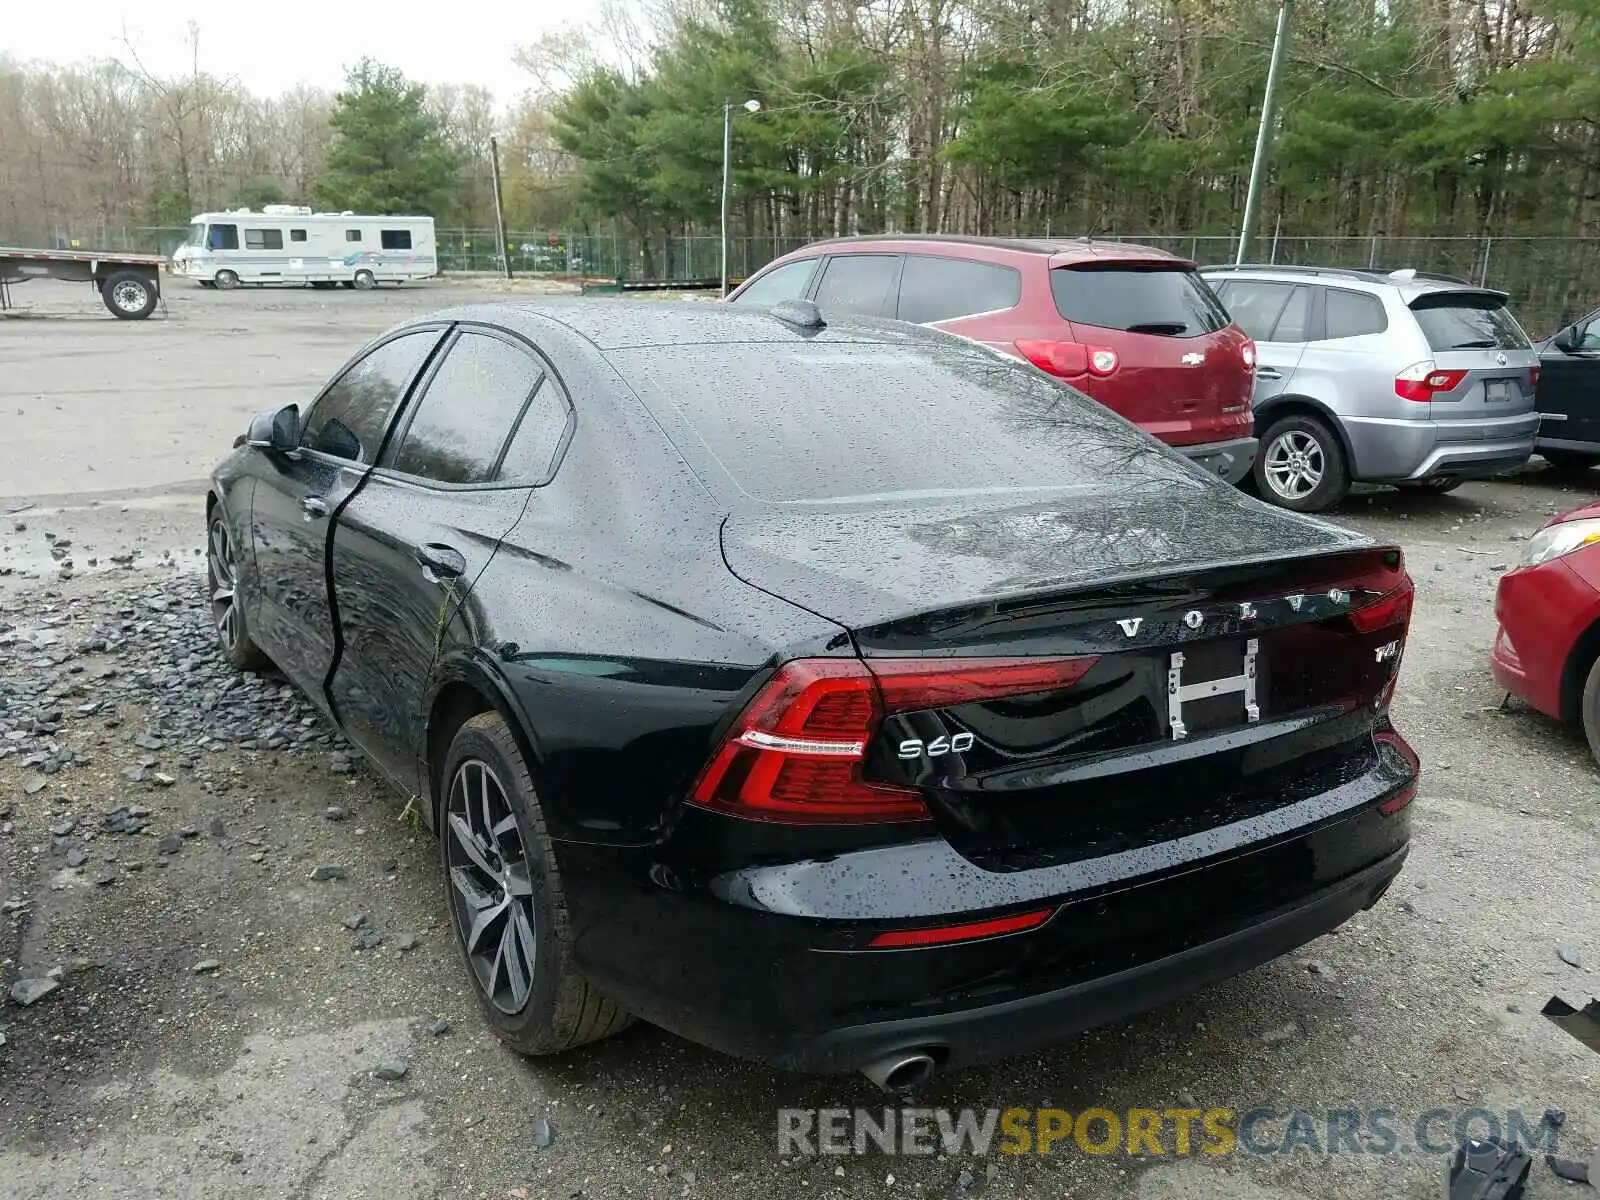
314, 59, 460, 215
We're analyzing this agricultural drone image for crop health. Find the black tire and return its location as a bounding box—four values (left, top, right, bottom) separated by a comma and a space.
1253, 414, 1350, 512
439, 712, 632, 1055
1582, 656, 1600, 766
352, 269, 376, 290
215, 269, 240, 290
1543, 450, 1600, 474
101, 270, 158, 320
206, 507, 270, 672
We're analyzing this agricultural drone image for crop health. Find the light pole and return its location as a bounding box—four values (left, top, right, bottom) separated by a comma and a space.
1236, 0, 1293, 264
721, 98, 761, 298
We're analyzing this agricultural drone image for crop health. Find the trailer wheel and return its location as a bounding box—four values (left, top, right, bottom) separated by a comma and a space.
102, 271, 159, 320
353, 269, 376, 290
215, 270, 240, 290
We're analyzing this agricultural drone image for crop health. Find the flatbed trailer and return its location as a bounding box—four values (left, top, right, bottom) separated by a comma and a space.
0, 246, 165, 319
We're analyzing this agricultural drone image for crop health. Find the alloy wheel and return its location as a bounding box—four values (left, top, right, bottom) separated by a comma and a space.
1264, 430, 1325, 501
445, 759, 538, 1014
207, 517, 242, 651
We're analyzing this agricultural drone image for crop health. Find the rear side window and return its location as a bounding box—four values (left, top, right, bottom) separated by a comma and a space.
1322, 288, 1388, 339
244, 228, 284, 251
1411, 294, 1531, 351
1051, 266, 1229, 337
381, 229, 413, 250
731, 259, 818, 306
388, 332, 542, 485
610, 341, 1184, 504
290, 229, 307, 242
896, 255, 1022, 323
302, 331, 441, 463
812, 255, 900, 317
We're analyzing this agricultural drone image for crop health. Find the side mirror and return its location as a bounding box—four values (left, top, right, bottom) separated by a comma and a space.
1553, 326, 1577, 353
245, 404, 300, 454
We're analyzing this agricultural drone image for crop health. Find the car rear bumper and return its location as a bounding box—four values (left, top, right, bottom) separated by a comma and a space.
1175, 435, 1257, 485
1344, 413, 1537, 481
560, 735, 1414, 1074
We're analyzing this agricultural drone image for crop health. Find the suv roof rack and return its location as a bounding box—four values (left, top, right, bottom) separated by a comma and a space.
1201, 263, 1475, 287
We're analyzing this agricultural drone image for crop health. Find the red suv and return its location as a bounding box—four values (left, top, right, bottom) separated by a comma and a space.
728, 236, 1258, 483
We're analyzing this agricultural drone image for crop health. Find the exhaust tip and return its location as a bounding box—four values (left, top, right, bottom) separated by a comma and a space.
862, 1050, 939, 1093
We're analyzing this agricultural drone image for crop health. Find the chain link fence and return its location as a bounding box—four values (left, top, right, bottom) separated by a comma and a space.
6, 224, 1593, 335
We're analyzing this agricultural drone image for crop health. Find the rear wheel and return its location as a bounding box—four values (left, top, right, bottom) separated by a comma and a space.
439, 712, 632, 1055
1543, 450, 1600, 475
1254, 414, 1350, 512
214, 269, 240, 290
353, 269, 376, 290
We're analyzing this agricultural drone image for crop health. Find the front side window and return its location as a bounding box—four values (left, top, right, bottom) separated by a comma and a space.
244, 228, 284, 250
730, 258, 818, 306
208, 224, 239, 251
388, 332, 543, 484
301, 331, 441, 463
812, 255, 901, 317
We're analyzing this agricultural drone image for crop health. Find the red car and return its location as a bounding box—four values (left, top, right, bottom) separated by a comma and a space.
727, 235, 1259, 484
1492, 499, 1600, 757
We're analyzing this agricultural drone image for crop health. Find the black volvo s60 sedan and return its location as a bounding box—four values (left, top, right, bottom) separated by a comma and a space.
207, 298, 1417, 1088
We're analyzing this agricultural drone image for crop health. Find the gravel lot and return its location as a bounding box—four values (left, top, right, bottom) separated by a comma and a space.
1, 278, 1597, 1199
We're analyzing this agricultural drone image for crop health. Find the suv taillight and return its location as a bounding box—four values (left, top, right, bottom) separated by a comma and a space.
1529, 365, 1542, 390
1016, 340, 1119, 380
689, 656, 1097, 824
1395, 362, 1467, 402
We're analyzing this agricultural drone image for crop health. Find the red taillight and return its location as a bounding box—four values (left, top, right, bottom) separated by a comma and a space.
1394, 362, 1467, 402
1374, 730, 1419, 814
1348, 575, 1415, 633
689, 656, 1097, 824
1529, 365, 1542, 390
1016, 340, 1118, 380
1241, 340, 1257, 370
867, 907, 1055, 949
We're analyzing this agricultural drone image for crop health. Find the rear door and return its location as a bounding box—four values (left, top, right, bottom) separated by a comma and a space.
1210, 278, 1312, 404
327, 326, 572, 791
1410, 290, 1539, 434
247, 327, 447, 704
1537, 308, 1600, 448
1049, 262, 1253, 447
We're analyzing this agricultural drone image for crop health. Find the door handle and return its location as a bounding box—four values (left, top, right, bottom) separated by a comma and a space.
414, 543, 467, 583
300, 496, 328, 519
1255, 368, 1284, 381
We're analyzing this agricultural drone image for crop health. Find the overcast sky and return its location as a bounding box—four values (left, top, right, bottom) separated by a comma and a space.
8, 0, 610, 104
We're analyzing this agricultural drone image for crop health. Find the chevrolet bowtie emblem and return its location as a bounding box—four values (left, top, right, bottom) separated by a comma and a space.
1181, 352, 1205, 366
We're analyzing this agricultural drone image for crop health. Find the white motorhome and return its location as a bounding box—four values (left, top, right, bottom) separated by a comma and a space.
170, 206, 438, 289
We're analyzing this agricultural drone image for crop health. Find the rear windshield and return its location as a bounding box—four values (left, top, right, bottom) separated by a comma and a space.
609, 340, 1191, 504
1410, 294, 1531, 352
1051, 265, 1230, 338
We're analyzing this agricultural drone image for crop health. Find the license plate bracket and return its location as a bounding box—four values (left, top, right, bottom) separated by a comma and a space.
1485, 379, 1512, 403
1167, 639, 1260, 740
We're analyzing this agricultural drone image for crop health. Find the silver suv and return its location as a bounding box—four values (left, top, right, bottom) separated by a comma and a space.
1200, 265, 1540, 511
